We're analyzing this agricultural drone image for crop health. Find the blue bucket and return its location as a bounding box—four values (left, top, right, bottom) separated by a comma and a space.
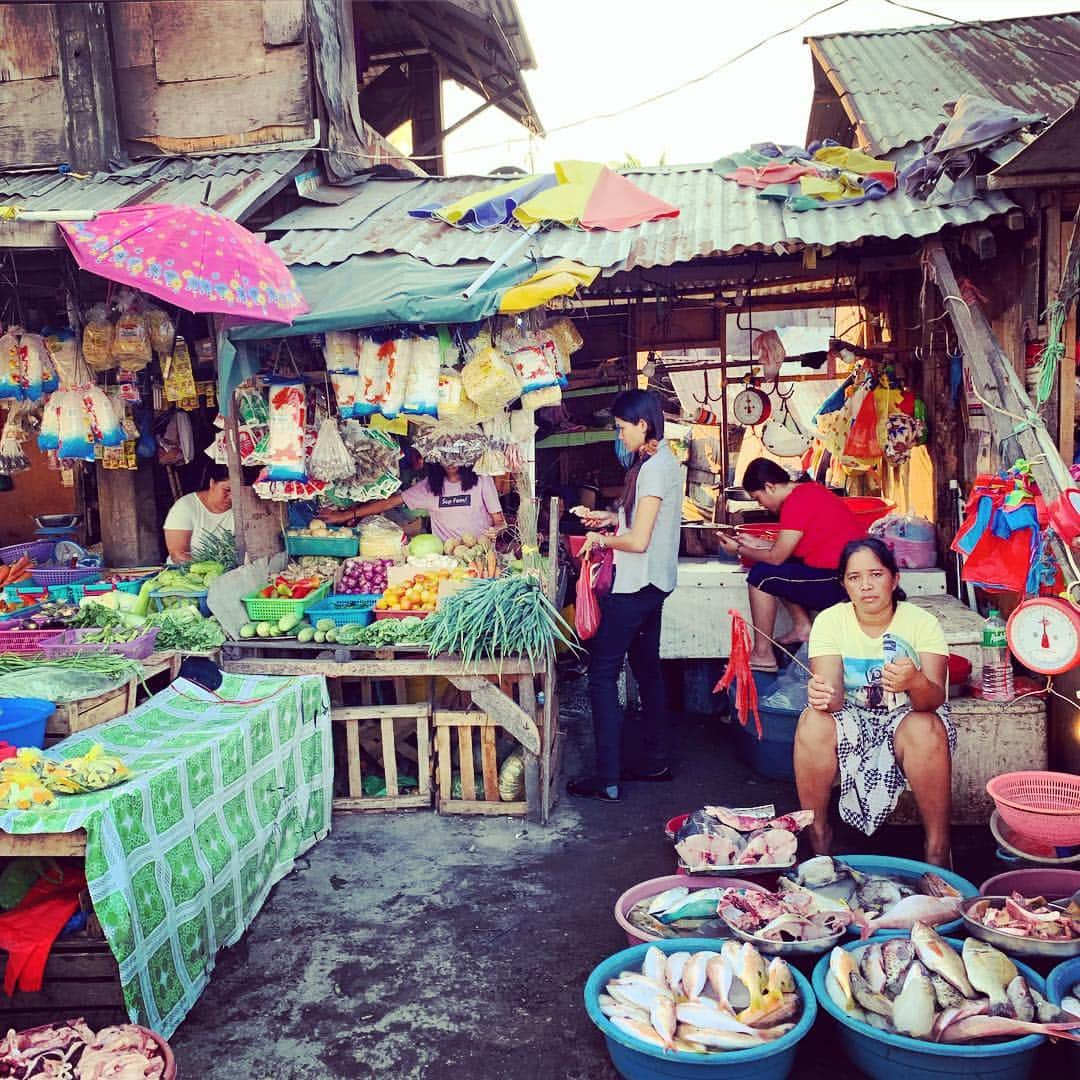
813, 935, 1048, 1080
730, 671, 800, 781
837, 856, 977, 937
0, 697, 56, 749
585, 937, 817, 1079
1046, 957, 1080, 1071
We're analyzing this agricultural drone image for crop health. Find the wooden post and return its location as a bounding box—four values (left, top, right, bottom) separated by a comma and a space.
223, 401, 282, 563
923, 239, 1074, 569
96, 463, 164, 566
55, 2, 120, 172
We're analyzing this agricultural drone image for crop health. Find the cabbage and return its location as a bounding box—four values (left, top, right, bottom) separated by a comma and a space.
408, 533, 443, 557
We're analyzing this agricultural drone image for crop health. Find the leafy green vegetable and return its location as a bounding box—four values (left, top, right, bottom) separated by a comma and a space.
144, 606, 226, 651
73, 602, 125, 630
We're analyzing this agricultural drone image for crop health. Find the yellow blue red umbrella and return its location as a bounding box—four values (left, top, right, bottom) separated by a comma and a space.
410, 161, 679, 232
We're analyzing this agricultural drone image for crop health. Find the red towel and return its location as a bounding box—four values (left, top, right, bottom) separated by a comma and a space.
0, 863, 85, 993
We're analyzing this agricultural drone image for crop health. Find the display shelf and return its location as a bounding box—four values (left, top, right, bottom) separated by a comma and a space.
535, 429, 615, 449
562, 383, 621, 399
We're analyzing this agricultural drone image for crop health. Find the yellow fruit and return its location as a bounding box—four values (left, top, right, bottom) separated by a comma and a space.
374, 599, 388, 610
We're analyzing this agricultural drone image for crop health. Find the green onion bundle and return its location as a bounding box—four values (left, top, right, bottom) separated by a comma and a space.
0, 652, 143, 681
425, 574, 578, 670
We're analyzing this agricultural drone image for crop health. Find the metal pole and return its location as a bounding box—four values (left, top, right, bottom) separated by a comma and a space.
462, 223, 541, 299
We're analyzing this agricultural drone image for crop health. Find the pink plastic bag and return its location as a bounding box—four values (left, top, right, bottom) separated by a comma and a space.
575, 558, 601, 640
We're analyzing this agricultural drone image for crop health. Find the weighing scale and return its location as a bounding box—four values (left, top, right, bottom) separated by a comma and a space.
1006, 586, 1080, 676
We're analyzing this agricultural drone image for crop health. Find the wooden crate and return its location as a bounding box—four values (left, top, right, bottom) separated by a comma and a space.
434, 710, 528, 817
331, 703, 432, 812
46, 680, 137, 746
1, 935, 126, 1031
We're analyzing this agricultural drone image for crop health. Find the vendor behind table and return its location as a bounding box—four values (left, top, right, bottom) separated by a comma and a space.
162, 460, 234, 565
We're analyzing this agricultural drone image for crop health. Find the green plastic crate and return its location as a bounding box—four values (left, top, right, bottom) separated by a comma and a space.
285, 533, 359, 557
242, 582, 330, 622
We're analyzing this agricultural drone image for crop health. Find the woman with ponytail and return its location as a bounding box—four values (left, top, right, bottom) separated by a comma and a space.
568, 390, 683, 802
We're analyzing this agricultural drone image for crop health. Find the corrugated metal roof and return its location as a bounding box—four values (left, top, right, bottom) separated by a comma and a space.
991, 100, 1080, 182
809, 13, 1080, 154
265, 165, 1018, 274
0, 150, 308, 230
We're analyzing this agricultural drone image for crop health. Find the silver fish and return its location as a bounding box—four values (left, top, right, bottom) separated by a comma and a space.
598, 994, 650, 1022
611, 1015, 672, 1049
627, 906, 677, 939
676, 1000, 756, 1033
657, 888, 726, 923
850, 970, 894, 1019
642, 945, 666, 984
607, 974, 673, 1012
860, 942, 888, 995
856, 894, 961, 939
911, 921, 976, 998
939, 1014, 1080, 1044
705, 955, 734, 1011
962, 938, 1017, 1013
647, 886, 689, 915
677, 1024, 767, 1050
1006, 975, 1035, 1023
682, 950, 719, 1000
881, 938, 916, 996
650, 996, 676, 1046
666, 951, 690, 995
892, 962, 936, 1039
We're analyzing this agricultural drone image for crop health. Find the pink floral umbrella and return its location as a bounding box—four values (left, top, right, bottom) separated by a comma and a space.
59, 203, 308, 324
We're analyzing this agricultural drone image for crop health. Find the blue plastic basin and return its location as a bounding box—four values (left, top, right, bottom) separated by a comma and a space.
585, 937, 817, 1079
838, 855, 977, 937
813, 934, 1047, 1080
1046, 956, 1080, 1071
0, 696, 55, 749
730, 671, 800, 781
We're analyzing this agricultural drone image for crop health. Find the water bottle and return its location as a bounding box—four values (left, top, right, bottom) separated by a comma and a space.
981, 608, 1015, 701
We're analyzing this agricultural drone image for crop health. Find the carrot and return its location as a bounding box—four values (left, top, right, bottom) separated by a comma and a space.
12, 569, 31, 582
8, 556, 29, 578
0, 566, 11, 587
487, 548, 497, 579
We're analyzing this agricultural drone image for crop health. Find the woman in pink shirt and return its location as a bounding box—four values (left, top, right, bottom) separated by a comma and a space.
323, 461, 505, 541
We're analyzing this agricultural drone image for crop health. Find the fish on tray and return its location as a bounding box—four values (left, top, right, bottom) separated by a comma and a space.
674, 807, 809, 872
968, 893, 1080, 940
600, 942, 803, 1054
824, 921, 1080, 1044
718, 887, 854, 942
628, 888, 730, 940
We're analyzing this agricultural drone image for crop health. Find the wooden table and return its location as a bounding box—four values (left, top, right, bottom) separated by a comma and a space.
221, 642, 560, 823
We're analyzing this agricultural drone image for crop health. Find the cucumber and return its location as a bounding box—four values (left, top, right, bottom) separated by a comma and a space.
239, 624, 256, 639
315, 618, 336, 633
278, 613, 302, 634
314, 630, 326, 643
256, 622, 272, 638
325, 628, 337, 643
296, 626, 315, 643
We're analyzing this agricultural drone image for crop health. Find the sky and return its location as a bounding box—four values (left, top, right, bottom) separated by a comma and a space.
440, 0, 1080, 174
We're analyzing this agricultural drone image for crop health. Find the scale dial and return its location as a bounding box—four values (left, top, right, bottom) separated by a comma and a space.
1006, 597, 1080, 676
732, 387, 772, 427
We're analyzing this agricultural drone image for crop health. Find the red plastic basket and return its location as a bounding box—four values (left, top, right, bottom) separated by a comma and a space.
986, 771, 1080, 847
842, 496, 894, 531
735, 523, 781, 568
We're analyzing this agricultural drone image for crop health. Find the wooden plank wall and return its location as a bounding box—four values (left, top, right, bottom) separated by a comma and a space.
109, 0, 313, 153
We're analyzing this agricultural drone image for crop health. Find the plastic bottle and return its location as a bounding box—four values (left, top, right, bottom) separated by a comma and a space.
981, 608, 1014, 701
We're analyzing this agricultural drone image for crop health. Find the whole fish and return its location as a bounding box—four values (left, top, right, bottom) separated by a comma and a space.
677, 1024, 767, 1050
748, 992, 800, 1030
676, 1000, 757, 1033
627, 906, 677, 939
598, 993, 649, 1022
929, 972, 965, 1010
828, 947, 859, 1014
850, 970, 895, 1019
855, 876, 909, 915
939, 1014, 1080, 1044
892, 962, 936, 1039
930, 1000, 989, 1042
911, 922, 976, 998
1031, 985, 1073, 1023
705, 955, 734, 1012
611, 1015, 672, 1050
768, 957, 795, 995
860, 942, 888, 995
962, 938, 1017, 1013
647, 886, 689, 916
607, 974, 673, 1012
920, 872, 961, 898
682, 950, 719, 1000
736, 942, 769, 1022
666, 951, 690, 995
756, 1022, 797, 1041
650, 997, 676, 1047
856, 894, 962, 939
1006, 974, 1035, 1022
642, 945, 667, 984
881, 938, 916, 996
658, 888, 727, 923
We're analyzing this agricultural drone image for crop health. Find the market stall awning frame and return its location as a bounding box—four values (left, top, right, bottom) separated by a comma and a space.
59, 203, 309, 325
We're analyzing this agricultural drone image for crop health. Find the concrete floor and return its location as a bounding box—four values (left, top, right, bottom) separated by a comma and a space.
170, 672, 1009, 1079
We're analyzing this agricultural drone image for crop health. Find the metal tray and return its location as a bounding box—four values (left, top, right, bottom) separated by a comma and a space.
960, 895, 1080, 960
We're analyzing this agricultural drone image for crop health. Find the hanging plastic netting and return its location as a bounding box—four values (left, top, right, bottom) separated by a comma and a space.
82, 304, 115, 371
309, 418, 355, 483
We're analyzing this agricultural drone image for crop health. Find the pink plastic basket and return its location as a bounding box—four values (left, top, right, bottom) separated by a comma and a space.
0, 624, 65, 654
41, 626, 161, 660
986, 771, 1080, 847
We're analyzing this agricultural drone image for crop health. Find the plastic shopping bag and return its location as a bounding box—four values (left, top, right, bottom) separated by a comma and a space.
574, 557, 601, 641
843, 389, 882, 460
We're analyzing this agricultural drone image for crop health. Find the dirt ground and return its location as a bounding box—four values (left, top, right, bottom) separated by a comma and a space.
169, 672, 1017, 1079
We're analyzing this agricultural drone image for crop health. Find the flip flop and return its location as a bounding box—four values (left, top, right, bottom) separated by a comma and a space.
749, 661, 779, 673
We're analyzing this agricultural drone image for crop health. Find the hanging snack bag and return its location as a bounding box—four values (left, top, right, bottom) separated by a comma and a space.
379, 335, 412, 419
110, 307, 151, 370
39, 338, 59, 395
323, 331, 359, 419
43, 328, 78, 387
18, 332, 46, 401
164, 336, 197, 402
0, 330, 23, 399
437, 368, 465, 418
352, 335, 379, 417
236, 384, 270, 427
548, 316, 583, 356
144, 305, 176, 358
265, 379, 307, 481
37, 394, 61, 451
460, 345, 521, 416
82, 304, 115, 371
505, 334, 559, 395
402, 334, 440, 417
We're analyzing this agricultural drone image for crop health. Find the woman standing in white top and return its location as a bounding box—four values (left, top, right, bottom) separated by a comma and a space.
568, 390, 684, 802
163, 462, 234, 564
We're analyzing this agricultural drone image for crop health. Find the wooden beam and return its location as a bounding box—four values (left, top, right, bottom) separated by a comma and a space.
446, 675, 540, 755
221, 656, 538, 676
923, 239, 1073, 568
986, 172, 1080, 191
0, 830, 87, 857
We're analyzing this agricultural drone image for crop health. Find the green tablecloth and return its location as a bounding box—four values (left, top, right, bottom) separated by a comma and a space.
0, 673, 332, 1038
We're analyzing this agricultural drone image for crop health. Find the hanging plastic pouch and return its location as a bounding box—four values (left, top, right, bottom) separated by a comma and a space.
402, 335, 440, 417
328, 368, 358, 419
575, 556, 602, 641
43, 328, 78, 388
18, 333, 46, 402
110, 311, 151, 370
82, 305, 115, 371
843, 389, 882, 459
379, 336, 412, 419
0, 331, 23, 399
507, 339, 559, 394
353, 335, 380, 417
265, 379, 308, 481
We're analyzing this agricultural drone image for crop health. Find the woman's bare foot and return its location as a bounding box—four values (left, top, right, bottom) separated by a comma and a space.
924, 845, 953, 870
